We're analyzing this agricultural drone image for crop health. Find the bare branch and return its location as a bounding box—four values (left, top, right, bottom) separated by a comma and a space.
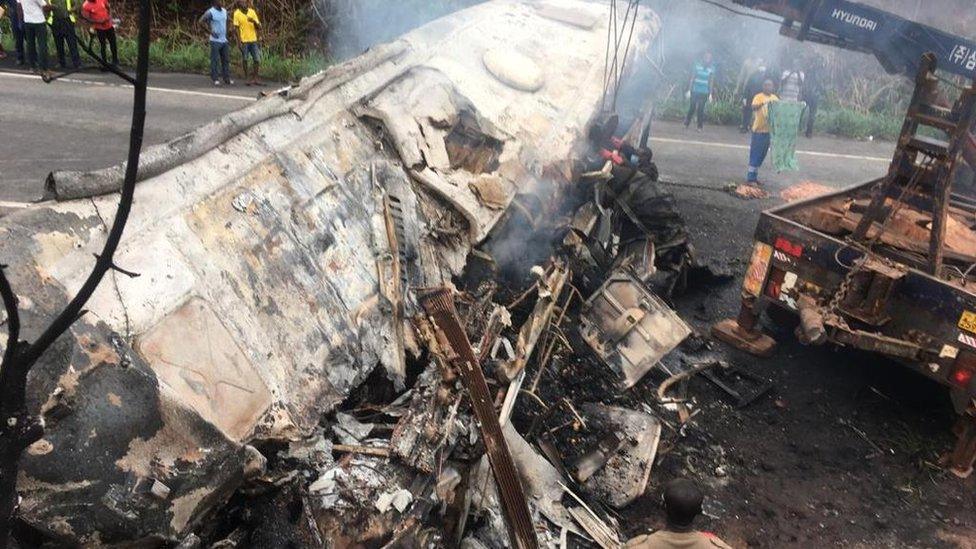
0, 4, 151, 548
0, 265, 20, 365
20, 1, 152, 369
92, 254, 142, 278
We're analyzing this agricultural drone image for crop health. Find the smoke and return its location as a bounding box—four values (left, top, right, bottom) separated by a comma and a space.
639, 0, 792, 98
316, 0, 486, 61
630, 1, 909, 114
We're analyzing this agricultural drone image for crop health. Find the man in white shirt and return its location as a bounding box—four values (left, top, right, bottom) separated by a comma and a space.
17, 0, 50, 74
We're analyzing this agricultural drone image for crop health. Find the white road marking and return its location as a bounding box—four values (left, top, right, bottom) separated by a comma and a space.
0, 70, 257, 102
649, 136, 890, 163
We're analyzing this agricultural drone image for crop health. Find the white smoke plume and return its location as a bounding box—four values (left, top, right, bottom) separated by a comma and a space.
315, 0, 485, 61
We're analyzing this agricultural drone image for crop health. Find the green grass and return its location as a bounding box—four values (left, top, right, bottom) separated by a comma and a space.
115, 37, 330, 83
658, 96, 905, 141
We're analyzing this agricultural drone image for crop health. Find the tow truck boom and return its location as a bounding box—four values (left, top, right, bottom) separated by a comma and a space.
734, 0, 976, 81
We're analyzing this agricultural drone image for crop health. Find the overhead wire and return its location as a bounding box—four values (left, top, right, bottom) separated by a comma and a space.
611, 0, 637, 96
601, 0, 642, 114
601, 1, 615, 111
613, 0, 642, 112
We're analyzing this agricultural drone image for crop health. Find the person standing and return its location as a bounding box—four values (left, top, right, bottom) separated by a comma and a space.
625, 479, 733, 549
802, 57, 824, 138
232, 1, 261, 86
49, 0, 81, 69
747, 79, 779, 184
81, 0, 117, 67
17, 0, 50, 76
739, 63, 767, 133
6, 0, 26, 65
735, 51, 761, 98
200, 0, 232, 86
684, 52, 715, 132
779, 59, 805, 102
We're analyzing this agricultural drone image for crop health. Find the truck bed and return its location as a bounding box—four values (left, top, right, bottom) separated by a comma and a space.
745, 180, 976, 405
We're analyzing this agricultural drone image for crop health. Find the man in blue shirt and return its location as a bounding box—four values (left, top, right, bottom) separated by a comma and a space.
199, 0, 232, 86
684, 51, 715, 132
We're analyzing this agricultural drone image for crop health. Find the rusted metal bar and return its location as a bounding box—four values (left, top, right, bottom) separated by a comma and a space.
927, 171, 952, 275
930, 85, 976, 275
419, 288, 538, 549
826, 325, 921, 360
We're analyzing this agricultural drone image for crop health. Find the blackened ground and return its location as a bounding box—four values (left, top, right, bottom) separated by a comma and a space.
618, 120, 976, 548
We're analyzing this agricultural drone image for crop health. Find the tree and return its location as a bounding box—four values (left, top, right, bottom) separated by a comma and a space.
0, 1, 152, 546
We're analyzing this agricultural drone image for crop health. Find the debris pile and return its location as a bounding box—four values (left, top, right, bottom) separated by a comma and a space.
193, 116, 738, 546
779, 181, 834, 202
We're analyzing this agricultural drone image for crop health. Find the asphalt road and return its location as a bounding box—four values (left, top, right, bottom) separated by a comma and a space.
0, 64, 892, 209
0, 67, 258, 211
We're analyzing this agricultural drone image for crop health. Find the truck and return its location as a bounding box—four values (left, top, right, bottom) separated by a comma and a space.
712, 1, 976, 478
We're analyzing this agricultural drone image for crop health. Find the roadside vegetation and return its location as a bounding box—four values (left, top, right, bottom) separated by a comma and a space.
657, 95, 904, 141
113, 36, 329, 83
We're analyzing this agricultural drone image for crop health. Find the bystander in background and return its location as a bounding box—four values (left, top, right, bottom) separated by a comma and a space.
49, 0, 81, 70
233, 1, 262, 86
81, 0, 118, 67
747, 79, 779, 184
803, 55, 824, 138
6, 0, 24, 64
18, 0, 51, 76
0, 2, 6, 59
739, 62, 767, 133
200, 0, 232, 86
779, 58, 805, 102
685, 51, 715, 132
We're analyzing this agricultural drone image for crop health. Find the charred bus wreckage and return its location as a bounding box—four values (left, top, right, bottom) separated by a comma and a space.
0, 1, 755, 546
0, 1, 692, 546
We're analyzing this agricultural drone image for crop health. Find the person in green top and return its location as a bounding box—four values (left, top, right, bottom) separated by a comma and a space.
48, 0, 80, 69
